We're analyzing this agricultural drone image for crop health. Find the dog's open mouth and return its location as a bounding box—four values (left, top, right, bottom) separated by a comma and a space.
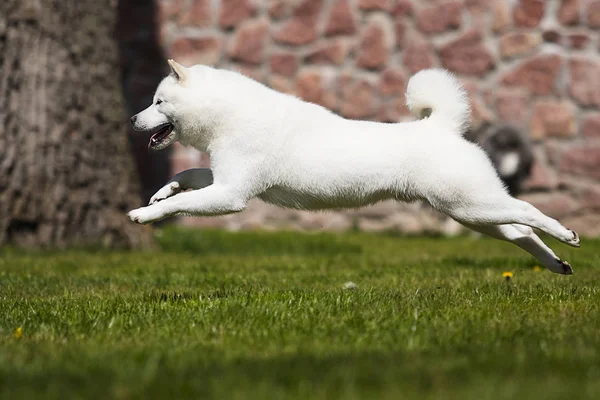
148, 124, 175, 150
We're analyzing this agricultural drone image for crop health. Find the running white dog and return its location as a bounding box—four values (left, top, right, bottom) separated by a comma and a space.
128, 60, 580, 274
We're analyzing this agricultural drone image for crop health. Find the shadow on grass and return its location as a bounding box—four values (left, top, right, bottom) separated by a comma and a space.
440, 256, 538, 269
2, 346, 593, 400
155, 227, 363, 256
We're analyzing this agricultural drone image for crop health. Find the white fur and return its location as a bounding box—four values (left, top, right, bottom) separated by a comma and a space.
128, 64, 580, 275
406, 69, 471, 134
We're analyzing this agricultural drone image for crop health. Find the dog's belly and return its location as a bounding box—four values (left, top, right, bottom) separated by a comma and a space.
258, 185, 394, 210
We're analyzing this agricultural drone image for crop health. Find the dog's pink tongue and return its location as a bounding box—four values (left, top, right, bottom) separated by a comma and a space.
148, 132, 160, 148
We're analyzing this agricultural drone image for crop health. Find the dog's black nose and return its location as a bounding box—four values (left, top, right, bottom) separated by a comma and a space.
130, 115, 137, 125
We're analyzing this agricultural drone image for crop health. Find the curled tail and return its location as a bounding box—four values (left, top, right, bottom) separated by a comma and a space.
405, 69, 472, 135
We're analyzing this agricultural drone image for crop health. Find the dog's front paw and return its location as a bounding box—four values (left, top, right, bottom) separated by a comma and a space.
127, 205, 166, 225
149, 182, 181, 205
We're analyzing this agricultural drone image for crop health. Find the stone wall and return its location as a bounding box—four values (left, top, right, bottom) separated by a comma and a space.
156, 0, 600, 235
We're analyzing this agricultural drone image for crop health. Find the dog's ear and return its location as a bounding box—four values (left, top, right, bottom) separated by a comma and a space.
168, 59, 188, 86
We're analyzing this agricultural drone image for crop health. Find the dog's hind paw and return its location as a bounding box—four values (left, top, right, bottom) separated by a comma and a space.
548, 258, 574, 275
558, 260, 574, 275
566, 229, 580, 248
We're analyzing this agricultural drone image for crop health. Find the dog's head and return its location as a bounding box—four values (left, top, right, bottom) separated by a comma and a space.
468, 123, 534, 196
130, 59, 217, 150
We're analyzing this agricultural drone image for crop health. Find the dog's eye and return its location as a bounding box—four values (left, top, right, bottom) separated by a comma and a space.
156, 99, 163, 105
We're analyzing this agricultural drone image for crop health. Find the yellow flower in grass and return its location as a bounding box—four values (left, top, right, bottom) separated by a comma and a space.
533, 265, 543, 272
15, 327, 22, 339
502, 272, 514, 281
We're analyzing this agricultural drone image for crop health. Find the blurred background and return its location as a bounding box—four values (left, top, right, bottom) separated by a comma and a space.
2, 0, 600, 248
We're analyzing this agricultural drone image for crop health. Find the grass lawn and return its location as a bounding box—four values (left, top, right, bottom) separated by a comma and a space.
1, 228, 599, 399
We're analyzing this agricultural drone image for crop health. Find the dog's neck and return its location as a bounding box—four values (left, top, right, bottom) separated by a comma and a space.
177, 71, 294, 155
177, 125, 212, 153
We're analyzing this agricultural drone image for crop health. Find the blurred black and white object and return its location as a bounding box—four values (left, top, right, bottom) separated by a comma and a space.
466, 123, 534, 196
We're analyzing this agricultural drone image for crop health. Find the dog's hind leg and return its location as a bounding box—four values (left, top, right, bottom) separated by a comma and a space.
463, 223, 573, 275
445, 196, 580, 247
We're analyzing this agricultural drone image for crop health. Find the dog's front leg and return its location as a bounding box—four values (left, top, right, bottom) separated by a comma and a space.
128, 184, 247, 224
149, 168, 214, 205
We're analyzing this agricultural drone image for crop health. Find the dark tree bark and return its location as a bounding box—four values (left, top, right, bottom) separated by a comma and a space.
117, 0, 172, 205
0, 0, 153, 248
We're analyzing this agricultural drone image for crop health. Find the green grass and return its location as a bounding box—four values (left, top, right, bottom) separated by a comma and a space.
1, 228, 599, 399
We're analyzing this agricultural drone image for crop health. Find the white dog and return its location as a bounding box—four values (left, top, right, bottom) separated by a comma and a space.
128, 60, 580, 274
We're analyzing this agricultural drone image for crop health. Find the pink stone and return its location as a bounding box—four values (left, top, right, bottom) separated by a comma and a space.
465, 0, 491, 13
567, 33, 590, 49
501, 54, 562, 95
228, 20, 269, 65
358, 0, 391, 11
438, 31, 494, 76
270, 52, 298, 77
356, 18, 392, 70
219, 0, 257, 28
324, 0, 356, 36
305, 40, 348, 65
559, 144, 600, 180
582, 113, 600, 138
416, 1, 462, 34
499, 32, 541, 59
169, 36, 222, 66
274, 0, 323, 45
530, 100, 577, 139
495, 89, 531, 128
392, 0, 413, 17
269, 75, 295, 95
295, 69, 338, 110
268, 0, 287, 20
394, 21, 406, 48
179, 0, 212, 26
558, 0, 580, 26
588, 0, 600, 28
403, 35, 435, 74
377, 97, 411, 123
341, 78, 378, 119
513, 0, 545, 28
158, 0, 184, 23
580, 185, 600, 209
568, 58, 600, 107
379, 67, 406, 95
493, 0, 512, 32
522, 159, 558, 191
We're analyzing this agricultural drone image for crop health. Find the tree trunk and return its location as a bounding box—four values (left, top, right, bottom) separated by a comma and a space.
117, 0, 173, 205
0, 0, 153, 248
